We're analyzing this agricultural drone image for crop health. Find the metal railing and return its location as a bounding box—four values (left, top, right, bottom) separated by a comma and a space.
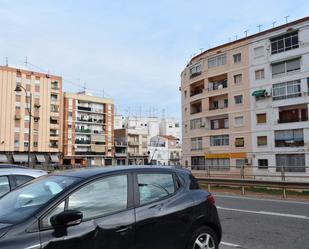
192, 165, 309, 199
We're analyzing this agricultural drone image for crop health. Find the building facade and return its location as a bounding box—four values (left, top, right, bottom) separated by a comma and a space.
149, 135, 181, 166
181, 16, 309, 175
0, 66, 62, 167
114, 128, 149, 165
62, 92, 114, 167
181, 37, 253, 170
249, 17, 309, 174
159, 118, 181, 140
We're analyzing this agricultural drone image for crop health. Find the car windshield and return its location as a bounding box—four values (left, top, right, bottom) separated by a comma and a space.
0, 175, 79, 224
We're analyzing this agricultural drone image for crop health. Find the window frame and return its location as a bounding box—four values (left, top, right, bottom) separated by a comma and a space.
133, 171, 181, 207
39, 173, 134, 231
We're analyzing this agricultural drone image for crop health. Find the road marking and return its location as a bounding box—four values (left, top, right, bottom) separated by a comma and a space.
215, 194, 309, 205
221, 241, 241, 247
217, 206, 309, 220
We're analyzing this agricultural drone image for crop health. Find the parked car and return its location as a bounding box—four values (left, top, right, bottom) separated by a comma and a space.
0, 165, 47, 198
0, 166, 221, 249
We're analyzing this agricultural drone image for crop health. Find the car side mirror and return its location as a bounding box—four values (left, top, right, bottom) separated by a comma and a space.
50, 210, 83, 227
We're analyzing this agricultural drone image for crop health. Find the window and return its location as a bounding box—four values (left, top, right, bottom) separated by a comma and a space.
236, 159, 246, 168
272, 80, 301, 100
208, 54, 227, 69
257, 136, 267, 146
235, 137, 244, 147
206, 159, 230, 170
33, 141, 38, 147
191, 137, 203, 151
271, 32, 299, 54
234, 74, 242, 84
191, 156, 205, 170
272, 58, 300, 77
275, 129, 304, 147
234, 95, 243, 104
41, 201, 65, 228
210, 135, 229, 146
233, 53, 241, 63
254, 46, 264, 58
210, 118, 228, 130
256, 113, 267, 124
190, 118, 204, 130
138, 173, 175, 205
235, 116, 244, 126
276, 154, 305, 172
68, 175, 128, 220
258, 159, 268, 169
14, 175, 34, 187
190, 64, 202, 77
255, 69, 265, 80
0, 176, 10, 197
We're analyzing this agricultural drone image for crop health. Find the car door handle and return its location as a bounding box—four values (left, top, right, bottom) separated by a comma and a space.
149, 203, 163, 210
116, 226, 132, 234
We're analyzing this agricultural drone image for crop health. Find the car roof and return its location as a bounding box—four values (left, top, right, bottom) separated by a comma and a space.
0, 164, 28, 169
0, 168, 47, 177
51, 165, 189, 179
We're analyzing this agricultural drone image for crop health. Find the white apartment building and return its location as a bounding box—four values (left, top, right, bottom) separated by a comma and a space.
159, 118, 181, 140
249, 18, 309, 175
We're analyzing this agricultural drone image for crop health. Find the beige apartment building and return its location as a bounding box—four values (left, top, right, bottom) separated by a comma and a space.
62, 92, 114, 167
0, 66, 62, 167
114, 128, 149, 165
181, 39, 253, 170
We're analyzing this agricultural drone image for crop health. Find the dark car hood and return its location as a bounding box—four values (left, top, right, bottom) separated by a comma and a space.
0, 223, 12, 238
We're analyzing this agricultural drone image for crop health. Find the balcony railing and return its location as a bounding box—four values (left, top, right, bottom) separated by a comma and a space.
190, 89, 204, 97
278, 116, 308, 124
78, 106, 92, 111
275, 140, 304, 147
209, 105, 228, 111
75, 139, 91, 144
208, 81, 228, 91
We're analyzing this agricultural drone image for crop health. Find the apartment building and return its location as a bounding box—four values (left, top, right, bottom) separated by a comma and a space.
62, 92, 114, 167
0, 66, 62, 167
181, 16, 309, 174
149, 135, 181, 166
159, 118, 181, 140
181, 36, 253, 170
249, 17, 309, 174
114, 128, 149, 165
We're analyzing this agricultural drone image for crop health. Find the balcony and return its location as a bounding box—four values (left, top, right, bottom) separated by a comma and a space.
129, 141, 139, 146
209, 103, 228, 111
208, 74, 228, 92
190, 80, 204, 97
76, 117, 104, 124
75, 139, 91, 145
115, 152, 127, 157
278, 106, 308, 124
75, 128, 91, 133
190, 101, 202, 115
78, 106, 92, 112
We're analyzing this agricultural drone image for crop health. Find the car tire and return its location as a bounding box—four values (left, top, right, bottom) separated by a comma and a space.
188, 226, 219, 249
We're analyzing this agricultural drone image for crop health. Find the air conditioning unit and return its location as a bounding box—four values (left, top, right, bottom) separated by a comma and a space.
264, 91, 271, 97
218, 85, 223, 90
245, 158, 252, 165
200, 123, 206, 128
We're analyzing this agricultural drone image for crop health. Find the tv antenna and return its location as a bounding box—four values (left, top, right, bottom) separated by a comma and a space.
257, 24, 262, 32
284, 16, 290, 24
244, 30, 249, 37
272, 21, 277, 28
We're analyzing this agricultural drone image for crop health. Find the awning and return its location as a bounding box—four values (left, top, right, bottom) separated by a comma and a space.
205, 153, 247, 159
50, 155, 59, 163
36, 155, 46, 163
13, 154, 28, 162
252, 89, 266, 97
0, 154, 8, 163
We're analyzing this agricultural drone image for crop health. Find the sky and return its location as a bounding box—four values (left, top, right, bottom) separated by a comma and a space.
1, 0, 309, 120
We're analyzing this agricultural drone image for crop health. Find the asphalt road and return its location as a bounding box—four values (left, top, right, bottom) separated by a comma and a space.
216, 194, 309, 249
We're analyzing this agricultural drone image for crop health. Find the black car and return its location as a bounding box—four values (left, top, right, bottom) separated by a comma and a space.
0, 166, 222, 249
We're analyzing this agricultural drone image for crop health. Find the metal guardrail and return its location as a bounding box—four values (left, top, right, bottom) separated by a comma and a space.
195, 176, 309, 199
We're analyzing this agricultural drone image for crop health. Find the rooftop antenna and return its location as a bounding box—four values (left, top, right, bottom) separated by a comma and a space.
5, 57, 8, 66
235, 35, 238, 40
102, 89, 105, 98
199, 48, 204, 53
24, 56, 28, 68
284, 16, 290, 24
228, 37, 231, 42
257, 24, 262, 32
82, 82, 86, 92
244, 30, 249, 37
272, 21, 277, 28
161, 109, 166, 120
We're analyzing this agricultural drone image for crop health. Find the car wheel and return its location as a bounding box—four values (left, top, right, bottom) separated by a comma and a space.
188, 226, 219, 249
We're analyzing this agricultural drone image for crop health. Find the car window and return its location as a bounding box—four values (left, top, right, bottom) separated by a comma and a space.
137, 173, 175, 205
0, 176, 10, 197
41, 201, 65, 228
68, 175, 128, 220
14, 175, 34, 187
0, 176, 79, 225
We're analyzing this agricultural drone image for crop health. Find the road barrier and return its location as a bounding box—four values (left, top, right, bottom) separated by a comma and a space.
195, 176, 309, 199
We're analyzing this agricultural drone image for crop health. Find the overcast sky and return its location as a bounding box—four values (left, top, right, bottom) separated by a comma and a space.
1, 0, 309, 119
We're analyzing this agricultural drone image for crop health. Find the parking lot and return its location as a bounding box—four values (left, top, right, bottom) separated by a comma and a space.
217, 194, 309, 249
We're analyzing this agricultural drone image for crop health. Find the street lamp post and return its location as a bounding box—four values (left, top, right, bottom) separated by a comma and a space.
14, 85, 32, 168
